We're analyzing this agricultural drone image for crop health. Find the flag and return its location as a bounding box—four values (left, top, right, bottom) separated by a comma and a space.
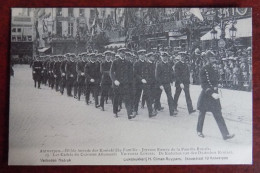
190, 8, 204, 21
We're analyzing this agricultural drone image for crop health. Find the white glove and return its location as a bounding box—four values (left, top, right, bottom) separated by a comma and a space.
114, 80, 120, 86
70, 74, 74, 77
90, 79, 95, 82
33, 71, 36, 74
141, 79, 147, 84
180, 83, 184, 89
41, 71, 44, 73
160, 85, 164, 90
49, 71, 51, 73
212, 93, 220, 100
54, 75, 57, 78
62, 73, 65, 76
81, 72, 84, 76
43, 68, 46, 70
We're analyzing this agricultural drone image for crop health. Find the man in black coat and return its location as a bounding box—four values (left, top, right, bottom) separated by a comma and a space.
84, 53, 101, 107
65, 54, 77, 97
53, 55, 61, 92
110, 48, 134, 119
155, 52, 177, 116
138, 52, 158, 118
76, 53, 87, 101
47, 56, 55, 89
32, 56, 42, 89
59, 54, 69, 95
197, 50, 235, 140
96, 51, 114, 111
133, 49, 147, 116
173, 52, 195, 114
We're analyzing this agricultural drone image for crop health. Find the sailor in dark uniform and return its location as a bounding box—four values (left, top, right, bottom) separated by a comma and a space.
110, 48, 134, 119
173, 52, 196, 114
76, 53, 87, 101
42, 55, 49, 85
197, 50, 235, 140
155, 52, 177, 116
133, 49, 147, 116
84, 53, 101, 107
96, 50, 114, 111
48, 56, 55, 89
53, 55, 62, 92
32, 55, 43, 89
140, 52, 158, 118
60, 54, 69, 95
65, 54, 77, 97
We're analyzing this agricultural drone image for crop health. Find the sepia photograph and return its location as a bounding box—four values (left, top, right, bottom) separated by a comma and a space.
9, 7, 252, 165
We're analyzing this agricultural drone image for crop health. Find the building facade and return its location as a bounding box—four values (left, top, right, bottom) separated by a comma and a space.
10, 14, 34, 61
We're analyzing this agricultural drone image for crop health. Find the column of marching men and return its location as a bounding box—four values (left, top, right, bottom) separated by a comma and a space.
31, 48, 189, 118
31, 48, 235, 140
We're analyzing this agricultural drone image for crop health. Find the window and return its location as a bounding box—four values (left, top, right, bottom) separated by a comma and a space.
79, 9, 85, 16
68, 23, 73, 36
17, 36, 21, 41
12, 28, 16, 33
11, 36, 16, 41
56, 22, 62, 36
28, 36, 32, 41
57, 8, 62, 16
17, 28, 21, 32
68, 8, 74, 17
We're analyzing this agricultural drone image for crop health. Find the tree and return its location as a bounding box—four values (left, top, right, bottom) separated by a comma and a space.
92, 32, 109, 51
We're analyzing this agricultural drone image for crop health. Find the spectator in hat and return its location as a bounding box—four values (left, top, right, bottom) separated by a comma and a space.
197, 50, 235, 140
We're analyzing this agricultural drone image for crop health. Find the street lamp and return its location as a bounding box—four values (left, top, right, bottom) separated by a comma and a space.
229, 23, 237, 40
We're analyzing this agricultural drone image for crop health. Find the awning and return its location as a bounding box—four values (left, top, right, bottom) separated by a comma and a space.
169, 35, 187, 40
38, 47, 51, 53
201, 18, 252, 41
105, 42, 125, 48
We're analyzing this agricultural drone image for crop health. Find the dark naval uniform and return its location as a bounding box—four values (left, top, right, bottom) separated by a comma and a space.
155, 61, 175, 116
32, 60, 42, 88
137, 61, 157, 117
99, 61, 112, 110
133, 60, 146, 113
47, 61, 55, 89
42, 60, 49, 85
197, 64, 230, 139
84, 61, 101, 106
53, 61, 61, 91
173, 60, 194, 113
76, 61, 86, 100
110, 58, 133, 118
59, 60, 67, 95
65, 61, 77, 96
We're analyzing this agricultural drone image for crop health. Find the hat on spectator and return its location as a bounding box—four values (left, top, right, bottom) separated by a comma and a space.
137, 49, 147, 55
195, 48, 201, 55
